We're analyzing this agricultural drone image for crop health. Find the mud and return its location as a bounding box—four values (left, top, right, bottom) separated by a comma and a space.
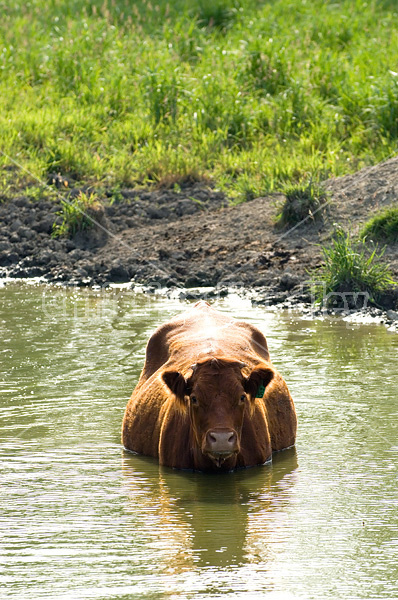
1, 159, 398, 322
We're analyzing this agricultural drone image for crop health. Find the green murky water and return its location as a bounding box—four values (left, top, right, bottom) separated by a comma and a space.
1, 283, 397, 600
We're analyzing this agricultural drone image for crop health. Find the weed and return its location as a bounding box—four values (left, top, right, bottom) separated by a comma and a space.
244, 48, 290, 96
106, 185, 125, 206
277, 181, 327, 226
52, 192, 100, 238
24, 185, 52, 203
360, 206, 398, 243
170, 19, 204, 63
195, 0, 239, 31
0, 177, 12, 202
311, 228, 396, 308
189, 196, 205, 208
144, 71, 180, 125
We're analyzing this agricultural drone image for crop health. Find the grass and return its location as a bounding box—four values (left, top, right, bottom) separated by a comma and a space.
1, 1, 398, 199
311, 228, 396, 308
196, 0, 240, 32
360, 206, 398, 243
277, 180, 327, 226
52, 192, 100, 238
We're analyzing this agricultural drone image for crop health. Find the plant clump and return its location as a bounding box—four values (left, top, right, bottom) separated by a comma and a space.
195, 0, 240, 31
52, 192, 100, 238
360, 206, 398, 243
311, 228, 396, 308
277, 181, 327, 227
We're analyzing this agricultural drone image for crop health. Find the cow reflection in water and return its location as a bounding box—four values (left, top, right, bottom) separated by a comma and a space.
122, 448, 298, 570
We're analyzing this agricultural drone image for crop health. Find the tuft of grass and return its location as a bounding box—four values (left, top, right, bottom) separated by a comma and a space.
277, 181, 327, 226
52, 192, 100, 238
195, 0, 240, 31
311, 228, 396, 308
243, 46, 290, 96
144, 70, 180, 125
360, 206, 398, 243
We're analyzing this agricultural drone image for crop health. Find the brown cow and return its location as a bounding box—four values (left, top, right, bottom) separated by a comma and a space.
122, 301, 296, 471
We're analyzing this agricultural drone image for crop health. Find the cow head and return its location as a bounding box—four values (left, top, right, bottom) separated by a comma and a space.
162, 357, 274, 467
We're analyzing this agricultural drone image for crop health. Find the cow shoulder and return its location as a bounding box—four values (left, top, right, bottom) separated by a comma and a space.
263, 374, 297, 451
140, 306, 210, 384
233, 320, 270, 361
158, 405, 193, 469
141, 322, 176, 382
238, 401, 272, 466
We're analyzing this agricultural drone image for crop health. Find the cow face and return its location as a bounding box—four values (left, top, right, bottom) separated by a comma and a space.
162, 358, 274, 467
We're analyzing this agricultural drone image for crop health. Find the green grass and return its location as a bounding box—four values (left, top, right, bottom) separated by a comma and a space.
52, 192, 100, 238
311, 228, 396, 308
1, 0, 398, 199
360, 206, 398, 243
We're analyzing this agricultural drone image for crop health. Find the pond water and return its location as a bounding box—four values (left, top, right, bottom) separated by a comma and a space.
1, 283, 397, 600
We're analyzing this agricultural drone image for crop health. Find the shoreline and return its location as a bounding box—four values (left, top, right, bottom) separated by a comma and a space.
1, 158, 398, 331
1, 276, 397, 333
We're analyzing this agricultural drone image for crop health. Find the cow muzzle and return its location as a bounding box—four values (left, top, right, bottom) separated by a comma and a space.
203, 428, 239, 467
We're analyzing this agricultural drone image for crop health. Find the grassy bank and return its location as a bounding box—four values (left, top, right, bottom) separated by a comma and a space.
1, 0, 398, 200
361, 206, 398, 242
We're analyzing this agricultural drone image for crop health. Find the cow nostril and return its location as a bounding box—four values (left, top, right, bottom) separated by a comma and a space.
228, 432, 236, 444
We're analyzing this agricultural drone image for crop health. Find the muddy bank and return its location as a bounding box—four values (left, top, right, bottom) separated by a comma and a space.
1, 159, 398, 320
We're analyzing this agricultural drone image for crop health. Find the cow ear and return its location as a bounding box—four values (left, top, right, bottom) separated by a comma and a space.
162, 370, 189, 402
244, 366, 274, 399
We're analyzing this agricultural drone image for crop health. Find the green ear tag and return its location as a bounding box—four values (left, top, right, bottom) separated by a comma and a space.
256, 381, 266, 398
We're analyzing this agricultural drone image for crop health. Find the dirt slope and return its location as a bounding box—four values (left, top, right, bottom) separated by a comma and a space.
0, 158, 397, 308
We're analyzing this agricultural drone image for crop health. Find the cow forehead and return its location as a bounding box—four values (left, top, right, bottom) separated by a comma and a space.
190, 367, 244, 394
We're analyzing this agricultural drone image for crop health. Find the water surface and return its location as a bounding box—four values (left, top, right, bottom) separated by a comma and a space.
1, 283, 397, 599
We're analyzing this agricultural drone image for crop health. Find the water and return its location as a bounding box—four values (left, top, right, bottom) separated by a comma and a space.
1, 283, 397, 600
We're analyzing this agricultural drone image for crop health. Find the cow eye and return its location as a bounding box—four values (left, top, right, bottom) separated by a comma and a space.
190, 395, 198, 405
240, 394, 246, 403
